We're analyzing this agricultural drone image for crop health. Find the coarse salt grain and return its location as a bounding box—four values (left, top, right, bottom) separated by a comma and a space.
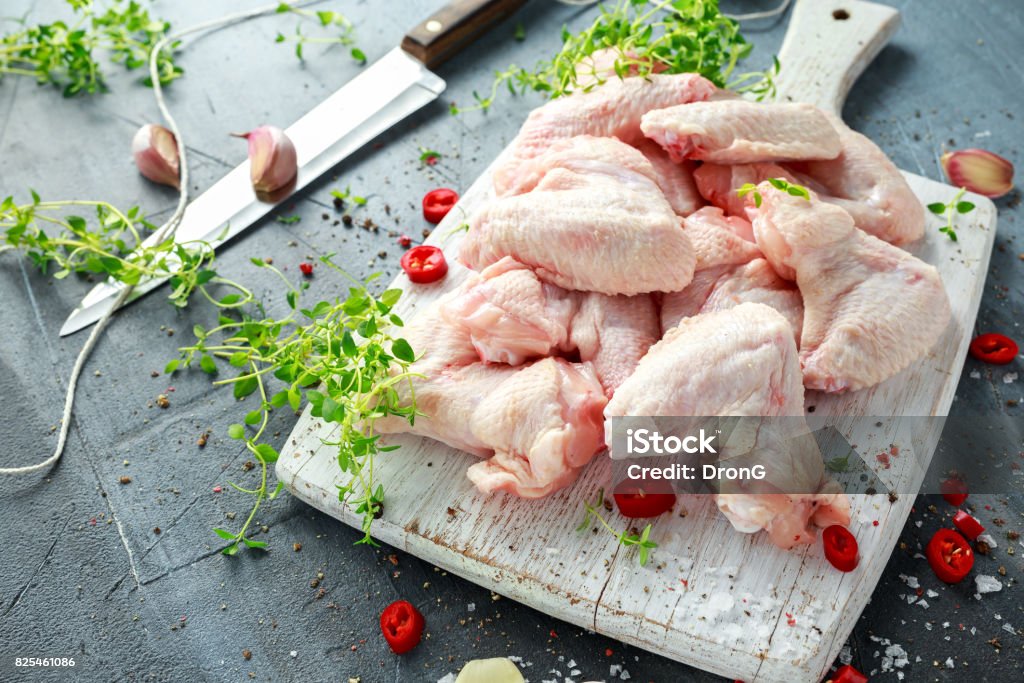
899, 574, 920, 589
975, 574, 1003, 594
978, 533, 998, 549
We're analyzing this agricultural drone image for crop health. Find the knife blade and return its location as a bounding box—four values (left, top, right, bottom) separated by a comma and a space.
61, 0, 527, 336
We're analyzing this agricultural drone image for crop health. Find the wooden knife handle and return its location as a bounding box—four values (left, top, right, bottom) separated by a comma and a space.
402, 0, 528, 70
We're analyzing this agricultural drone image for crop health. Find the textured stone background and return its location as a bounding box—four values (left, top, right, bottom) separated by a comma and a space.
0, 1, 1021, 681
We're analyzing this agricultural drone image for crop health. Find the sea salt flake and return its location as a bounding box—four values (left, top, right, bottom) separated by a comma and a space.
899, 574, 920, 589
467, 602, 476, 612
437, 674, 457, 683
1003, 372, 1018, 384
945, 657, 955, 669
1003, 623, 1017, 635
969, 370, 981, 379
917, 599, 930, 609
975, 574, 1003, 594
610, 665, 622, 677
619, 670, 631, 680
927, 589, 939, 598
978, 533, 998, 549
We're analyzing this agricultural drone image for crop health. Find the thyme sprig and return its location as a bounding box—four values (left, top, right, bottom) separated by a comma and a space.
577, 488, 658, 566
736, 177, 810, 208
0, 0, 180, 97
453, 0, 775, 114
274, 2, 364, 63
172, 255, 420, 553
927, 187, 975, 242
0, 192, 248, 308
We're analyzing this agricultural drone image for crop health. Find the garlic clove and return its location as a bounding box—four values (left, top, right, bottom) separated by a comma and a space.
233, 125, 298, 195
132, 123, 180, 189
941, 148, 1014, 198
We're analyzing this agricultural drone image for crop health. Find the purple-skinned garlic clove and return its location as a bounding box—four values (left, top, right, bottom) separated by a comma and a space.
233, 125, 298, 195
132, 123, 180, 189
941, 148, 1014, 199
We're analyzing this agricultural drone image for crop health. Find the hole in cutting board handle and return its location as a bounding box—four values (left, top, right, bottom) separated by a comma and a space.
833, 8, 851, 20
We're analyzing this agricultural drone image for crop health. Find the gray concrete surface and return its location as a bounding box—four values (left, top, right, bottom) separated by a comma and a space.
0, 1, 1021, 681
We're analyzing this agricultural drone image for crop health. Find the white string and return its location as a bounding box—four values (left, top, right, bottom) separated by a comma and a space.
1, 1, 323, 477
726, 0, 793, 22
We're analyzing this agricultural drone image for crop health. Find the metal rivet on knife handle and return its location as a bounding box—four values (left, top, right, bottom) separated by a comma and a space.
401, 0, 528, 70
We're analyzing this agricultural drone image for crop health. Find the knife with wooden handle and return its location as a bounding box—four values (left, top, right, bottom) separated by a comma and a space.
61, 0, 527, 336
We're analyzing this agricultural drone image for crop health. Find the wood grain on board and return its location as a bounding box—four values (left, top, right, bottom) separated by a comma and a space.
278, 1, 998, 680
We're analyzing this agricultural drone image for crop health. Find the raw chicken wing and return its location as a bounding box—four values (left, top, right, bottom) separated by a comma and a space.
442, 257, 578, 365
461, 138, 696, 295
607, 303, 805, 419
787, 112, 925, 244
375, 302, 607, 498
499, 135, 661, 198
641, 101, 841, 164
750, 183, 950, 392
443, 257, 659, 396
605, 303, 849, 548
493, 73, 716, 195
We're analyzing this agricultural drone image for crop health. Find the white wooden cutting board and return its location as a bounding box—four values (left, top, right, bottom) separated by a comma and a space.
277, 1, 998, 680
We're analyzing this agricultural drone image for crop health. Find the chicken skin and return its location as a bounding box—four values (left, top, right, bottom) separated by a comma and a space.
634, 139, 704, 217
661, 259, 803, 347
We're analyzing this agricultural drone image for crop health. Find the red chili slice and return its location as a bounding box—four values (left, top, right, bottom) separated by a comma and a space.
822, 525, 859, 572
400, 245, 448, 284
953, 510, 985, 541
379, 600, 424, 654
612, 480, 676, 519
940, 477, 968, 507
968, 333, 1018, 365
830, 664, 868, 683
422, 188, 459, 224
926, 528, 974, 583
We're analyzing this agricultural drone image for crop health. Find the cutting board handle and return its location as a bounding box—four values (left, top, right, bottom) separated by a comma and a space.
773, 0, 900, 115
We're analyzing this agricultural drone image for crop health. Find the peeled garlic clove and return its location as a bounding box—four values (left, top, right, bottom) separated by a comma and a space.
234, 125, 298, 194
132, 123, 180, 189
941, 148, 1014, 198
